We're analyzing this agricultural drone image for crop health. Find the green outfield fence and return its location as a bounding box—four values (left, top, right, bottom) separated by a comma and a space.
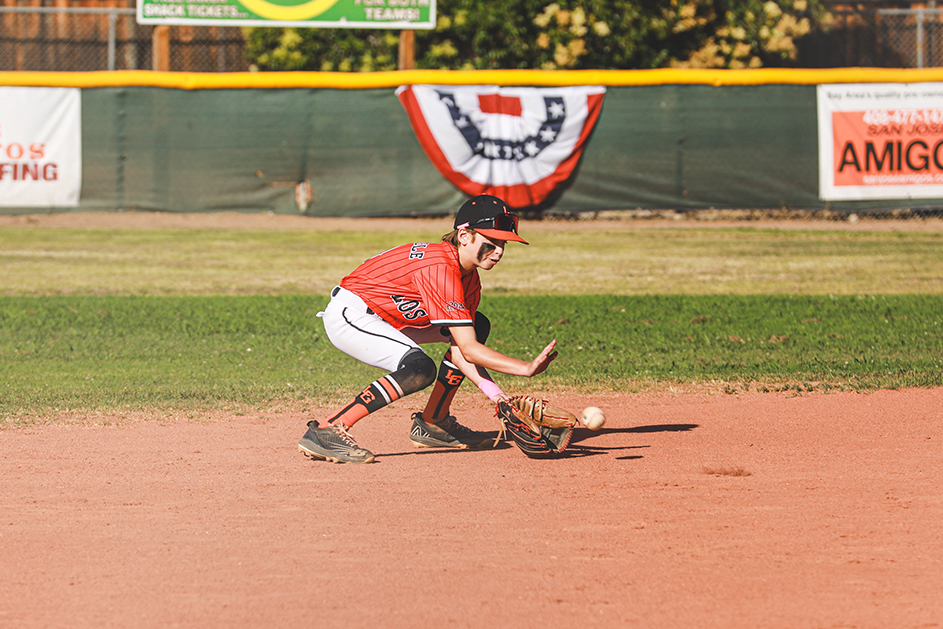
5, 67, 943, 217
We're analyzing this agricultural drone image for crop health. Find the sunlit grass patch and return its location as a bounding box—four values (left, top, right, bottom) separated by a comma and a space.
2, 294, 942, 419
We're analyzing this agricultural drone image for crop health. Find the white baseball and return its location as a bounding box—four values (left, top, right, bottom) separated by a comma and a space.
580, 406, 606, 431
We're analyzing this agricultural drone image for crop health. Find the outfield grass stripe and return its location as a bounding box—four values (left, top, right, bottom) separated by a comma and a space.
2, 294, 941, 419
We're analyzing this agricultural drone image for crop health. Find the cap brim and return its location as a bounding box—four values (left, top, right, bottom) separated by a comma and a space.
476, 228, 529, 245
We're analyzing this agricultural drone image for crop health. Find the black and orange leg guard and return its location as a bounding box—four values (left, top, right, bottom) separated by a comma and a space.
321, 349, 436, 428
422, 312, 491, 422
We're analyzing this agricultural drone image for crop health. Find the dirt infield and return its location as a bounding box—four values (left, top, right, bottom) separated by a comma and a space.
3, 211, 942, 627
2, 388, 942, 628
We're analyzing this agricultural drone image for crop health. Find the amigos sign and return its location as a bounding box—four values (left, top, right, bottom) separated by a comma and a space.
818, 83, 943, 200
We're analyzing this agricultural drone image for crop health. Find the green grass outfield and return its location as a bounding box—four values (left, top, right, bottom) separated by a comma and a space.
2, 220, 942, 420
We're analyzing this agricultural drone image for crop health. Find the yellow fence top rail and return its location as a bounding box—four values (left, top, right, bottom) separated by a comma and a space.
5, 68, 943, 89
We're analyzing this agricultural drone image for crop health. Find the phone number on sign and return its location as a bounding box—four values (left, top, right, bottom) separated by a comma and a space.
862, 109, 943, 125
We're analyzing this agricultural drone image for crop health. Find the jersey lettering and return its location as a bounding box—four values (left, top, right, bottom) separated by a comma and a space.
390, 295, 429, 321
408, 243, 429, 260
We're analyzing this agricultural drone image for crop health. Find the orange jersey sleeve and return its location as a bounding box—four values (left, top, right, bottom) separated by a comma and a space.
339, 242, 480, 330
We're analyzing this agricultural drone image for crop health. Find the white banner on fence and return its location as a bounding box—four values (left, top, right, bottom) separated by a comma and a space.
0, 87, 81, 207
818, 83, 943, 200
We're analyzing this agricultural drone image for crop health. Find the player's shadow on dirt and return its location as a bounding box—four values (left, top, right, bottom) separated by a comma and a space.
555, 444, 647, 459
570, 423, 698, 445
380, 433, 516, 459
379, 424, 698, 460
627, 423, 699, 433
567, 424, 698, 460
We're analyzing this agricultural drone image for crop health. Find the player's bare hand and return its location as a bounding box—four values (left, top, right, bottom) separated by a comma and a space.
527, 340, 558, 376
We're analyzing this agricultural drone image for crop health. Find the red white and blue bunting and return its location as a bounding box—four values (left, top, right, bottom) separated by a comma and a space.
397, 85, 606, 208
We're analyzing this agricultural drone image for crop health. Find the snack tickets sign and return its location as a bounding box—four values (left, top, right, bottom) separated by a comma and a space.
137, 0, 435, 28
818, 83, 943, 200
0, 87, 81, 208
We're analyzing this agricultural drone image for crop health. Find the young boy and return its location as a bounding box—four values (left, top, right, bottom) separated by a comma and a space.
299, 194, 558, 464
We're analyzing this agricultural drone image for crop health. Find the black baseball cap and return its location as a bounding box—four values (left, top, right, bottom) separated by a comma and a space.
453, 194, 528, 244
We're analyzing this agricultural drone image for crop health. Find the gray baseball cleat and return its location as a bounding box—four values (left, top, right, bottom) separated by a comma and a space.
409, 412, 490, 449
298, 421, 375, 464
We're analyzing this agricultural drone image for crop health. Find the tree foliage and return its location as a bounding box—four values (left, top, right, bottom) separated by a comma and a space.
243, 0, 829, 72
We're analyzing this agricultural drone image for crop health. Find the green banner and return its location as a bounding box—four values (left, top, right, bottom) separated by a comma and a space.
136, 0, 435, 28
10, 81, 930, 216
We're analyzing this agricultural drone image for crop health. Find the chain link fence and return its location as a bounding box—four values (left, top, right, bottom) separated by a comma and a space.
801, 8, 943, 69
0, 2, 248, 72
876, 8, 943, 69
4, 4, 943, 72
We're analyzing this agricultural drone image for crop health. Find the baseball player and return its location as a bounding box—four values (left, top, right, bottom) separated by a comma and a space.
299, 194, 558, 464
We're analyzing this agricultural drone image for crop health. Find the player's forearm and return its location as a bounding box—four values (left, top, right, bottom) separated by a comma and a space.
449, 326, 556, 377
448, 344, 508, 401
448, 343, 482, 383
457, 341, 533, 376
449, 344, 498, 384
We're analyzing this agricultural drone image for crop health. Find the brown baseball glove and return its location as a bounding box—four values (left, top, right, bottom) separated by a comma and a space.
496, 395, 578, 458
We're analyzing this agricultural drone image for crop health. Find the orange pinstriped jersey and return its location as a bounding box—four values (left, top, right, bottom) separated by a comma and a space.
340, 242, 481, 330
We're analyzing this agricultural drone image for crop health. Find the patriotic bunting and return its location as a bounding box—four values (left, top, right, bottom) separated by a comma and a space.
397, 84, 606, 208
